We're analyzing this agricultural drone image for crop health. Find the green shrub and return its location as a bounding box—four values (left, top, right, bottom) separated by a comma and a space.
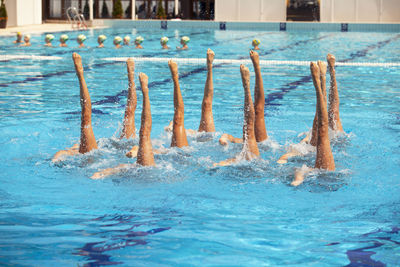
156, 0, 166, 19
112, 0, 123, 19
0, 0, 7, 18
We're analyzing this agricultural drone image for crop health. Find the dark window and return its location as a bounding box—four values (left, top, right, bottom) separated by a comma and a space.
286, 0, 320, 22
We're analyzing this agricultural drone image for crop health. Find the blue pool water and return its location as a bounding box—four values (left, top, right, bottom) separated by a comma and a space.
0, 27, 399, 266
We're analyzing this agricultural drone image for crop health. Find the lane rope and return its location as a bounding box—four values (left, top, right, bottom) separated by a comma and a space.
102, 57, 400, 67
0, 55, 63, 61
2, 54, 399, 67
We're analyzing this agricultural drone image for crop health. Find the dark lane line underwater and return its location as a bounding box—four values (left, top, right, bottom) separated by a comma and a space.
339, 226, 400, 267
75, 226, 171, 266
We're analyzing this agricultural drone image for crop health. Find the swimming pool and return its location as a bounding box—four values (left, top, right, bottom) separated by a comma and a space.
0, 25, 399, 266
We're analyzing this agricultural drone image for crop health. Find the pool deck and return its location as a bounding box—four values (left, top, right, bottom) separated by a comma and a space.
0, 23, 105, 36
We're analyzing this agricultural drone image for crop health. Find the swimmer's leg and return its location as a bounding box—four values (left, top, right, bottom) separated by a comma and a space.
198, 48, 216, 132
52, 143, 79, 163
290, 62, 333, 185
327, 54, 344, 132
126, 145, 139, 158
73, 53, 98, 154
53, 53, 97, 162
309, 60, 328, 146
241, 64, 259, 158
318, 60, 328, 99
309, 113, 318, 146
214, 65, 259, 167
311, 62, 335, 170
164, 120, 196, 135
219, 133, 243, 146
277, 149, 303, 164
277, 130, 312, 164
91, 163, 131, 179
164, 120, 173, 132
185, 129, 197, 135
213, 157, 237, 167
120, 58, 137, 139
136, 73, 155, 166
300, 132, 311, 144
291, 165, 313, 186
250, 50, 268, 142
168, 60, 189, 148
126, 146, 167, 158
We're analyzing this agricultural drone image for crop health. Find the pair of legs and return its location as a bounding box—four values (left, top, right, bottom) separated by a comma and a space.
165, 49, 216, 137
53, 55, 138, 162
92, 57, 194, 178
291, 62, 335, 186
214, 65, 260, 167
277, 53, 343, 164
276, 60, 327, 164
91, 73, 155, 179
310, 54, 343, 143
219, 50, 268, 146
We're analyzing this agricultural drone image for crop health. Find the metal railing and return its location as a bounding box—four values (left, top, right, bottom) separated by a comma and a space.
66, 7, 87, 30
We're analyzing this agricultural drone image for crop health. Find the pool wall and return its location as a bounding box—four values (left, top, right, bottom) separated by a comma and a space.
97, 20, 400, 32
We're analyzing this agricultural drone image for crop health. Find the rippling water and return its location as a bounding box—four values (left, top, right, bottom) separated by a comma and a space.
0, 28, 399, 266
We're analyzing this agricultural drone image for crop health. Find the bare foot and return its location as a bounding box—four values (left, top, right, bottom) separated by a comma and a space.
126, 146, 138, 158
206, 48, 214, 65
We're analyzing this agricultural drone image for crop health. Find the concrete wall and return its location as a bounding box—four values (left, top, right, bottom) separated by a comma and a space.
5, 0, 42, 27
5, 0, 17, 27
215, 0, 286, 22
215, 0, 400, 23
321, 0, 400, 22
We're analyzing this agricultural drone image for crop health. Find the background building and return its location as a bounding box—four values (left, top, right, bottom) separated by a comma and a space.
4, 0, 400, 27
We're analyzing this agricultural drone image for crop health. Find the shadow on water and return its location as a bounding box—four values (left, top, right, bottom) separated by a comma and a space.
74, 214, 171, 266
326, 226, 400, 267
